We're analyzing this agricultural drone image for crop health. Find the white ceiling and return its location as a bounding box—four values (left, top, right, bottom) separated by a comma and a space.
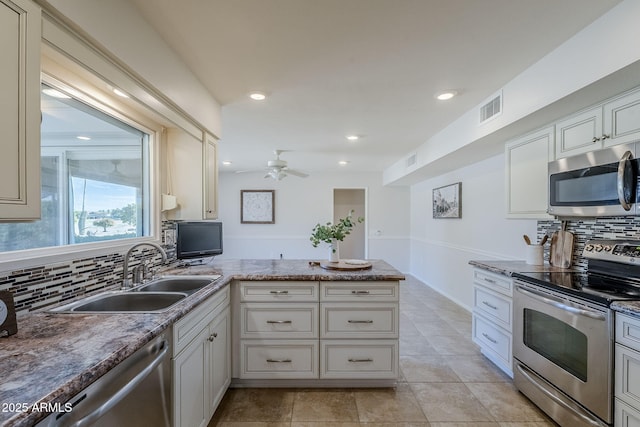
129, 0, 621, 177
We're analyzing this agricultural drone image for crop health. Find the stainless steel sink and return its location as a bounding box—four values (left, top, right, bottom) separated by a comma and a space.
51, 291, 188, 313
133, 275, 220, 294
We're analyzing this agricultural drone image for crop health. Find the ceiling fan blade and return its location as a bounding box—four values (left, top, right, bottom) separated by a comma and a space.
235, 168, 267, 174
284, 168, 309, 178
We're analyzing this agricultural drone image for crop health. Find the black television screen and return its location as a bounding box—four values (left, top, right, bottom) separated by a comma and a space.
176, 221, 223, 260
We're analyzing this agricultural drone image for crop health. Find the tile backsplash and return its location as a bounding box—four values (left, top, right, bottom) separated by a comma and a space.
537, 216, 640, 271
0, 221, 178, 315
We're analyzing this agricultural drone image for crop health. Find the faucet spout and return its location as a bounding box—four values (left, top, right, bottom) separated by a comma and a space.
122, 242, 167, 289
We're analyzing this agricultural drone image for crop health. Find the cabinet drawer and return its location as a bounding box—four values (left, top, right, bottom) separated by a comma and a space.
615, 398, 640, 427
473, 269, 512, 296
617, 313, 640, 349
616, 343, 640, 409
173, 285, 229, 355
472, 313, 511, 368
239, 281, 318, 302
320, 303, 398, 339
240, 303, 318, 339
239, 340, 318, 379
473, 286, 512, 330
320, 281, 399, 302
320, 340, 398, 379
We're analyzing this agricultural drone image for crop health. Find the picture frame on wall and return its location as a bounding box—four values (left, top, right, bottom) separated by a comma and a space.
432, 182, 461, 219
241, 190, 275, 224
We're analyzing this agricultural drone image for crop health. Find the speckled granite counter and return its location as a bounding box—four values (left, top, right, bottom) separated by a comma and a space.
612, 301, 640, 317
469, 260, 575, 276
0, 259, 404, 427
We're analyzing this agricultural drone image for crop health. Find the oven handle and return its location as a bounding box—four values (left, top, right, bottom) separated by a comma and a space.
515, 285, 606, 321
515, 362, 608, 427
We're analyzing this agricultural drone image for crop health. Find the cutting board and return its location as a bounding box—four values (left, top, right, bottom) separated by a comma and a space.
320, 260, 372, 270
549, 221, 574, 268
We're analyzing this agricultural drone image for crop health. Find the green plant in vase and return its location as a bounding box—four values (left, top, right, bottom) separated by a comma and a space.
310, 210, 364, 262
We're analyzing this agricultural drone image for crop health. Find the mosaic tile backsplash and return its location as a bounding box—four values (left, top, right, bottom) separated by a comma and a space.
0, 221, 179, 315
537, 216, 640, 271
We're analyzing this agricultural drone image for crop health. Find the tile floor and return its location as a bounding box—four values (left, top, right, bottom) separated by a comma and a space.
208, 276, 557, 426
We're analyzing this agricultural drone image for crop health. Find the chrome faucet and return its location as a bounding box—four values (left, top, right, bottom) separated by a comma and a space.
122, 242, 167, 289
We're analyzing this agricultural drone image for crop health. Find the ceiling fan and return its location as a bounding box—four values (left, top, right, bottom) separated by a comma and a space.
237, 150, 309, 181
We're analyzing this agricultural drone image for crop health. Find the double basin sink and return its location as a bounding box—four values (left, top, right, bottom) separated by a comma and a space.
51, 275, 221, 313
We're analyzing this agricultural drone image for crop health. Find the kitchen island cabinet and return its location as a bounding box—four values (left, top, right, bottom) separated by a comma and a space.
0, 259, 403, 427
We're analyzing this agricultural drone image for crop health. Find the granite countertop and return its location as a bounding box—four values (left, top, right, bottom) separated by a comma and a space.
469, 259, 575, 276
0, 259, 404, 427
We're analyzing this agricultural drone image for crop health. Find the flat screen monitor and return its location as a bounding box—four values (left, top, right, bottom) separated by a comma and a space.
176, 221, 223, 260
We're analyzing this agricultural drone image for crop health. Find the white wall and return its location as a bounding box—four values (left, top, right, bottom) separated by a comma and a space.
216, 171, 410, 272
410, 153, 537, 310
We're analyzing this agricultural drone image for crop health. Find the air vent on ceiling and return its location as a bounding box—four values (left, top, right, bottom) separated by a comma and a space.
406, 153, 417, 168
480, 91, 502, 124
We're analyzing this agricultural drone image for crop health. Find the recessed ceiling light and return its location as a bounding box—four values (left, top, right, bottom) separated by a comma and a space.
346, 135, 359, 141
222, 160, 232, 166
249, 92, 267, 101
113, 88, 130, 98
76, 136, 91, 141
42, 88, 71, 99
435, 90, 458, 101
338, 160, 349, 166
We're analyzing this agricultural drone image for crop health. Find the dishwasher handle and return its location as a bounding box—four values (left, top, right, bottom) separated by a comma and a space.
69, 340, 168, 427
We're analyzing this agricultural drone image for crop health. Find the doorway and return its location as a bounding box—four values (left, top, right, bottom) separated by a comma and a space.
333, 188, 366, 259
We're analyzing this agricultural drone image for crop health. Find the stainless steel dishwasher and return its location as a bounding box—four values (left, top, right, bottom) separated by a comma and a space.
37, 332, 172, 427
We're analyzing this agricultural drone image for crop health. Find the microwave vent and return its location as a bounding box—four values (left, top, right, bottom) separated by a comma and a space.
480, 92, 502, 124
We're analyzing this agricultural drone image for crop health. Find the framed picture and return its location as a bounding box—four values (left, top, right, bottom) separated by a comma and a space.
241, 190, 275, 224
432, 182, 461, 219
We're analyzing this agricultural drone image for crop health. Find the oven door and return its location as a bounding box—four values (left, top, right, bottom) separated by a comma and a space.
548, 142, 639, 217
513, 281, 613, 424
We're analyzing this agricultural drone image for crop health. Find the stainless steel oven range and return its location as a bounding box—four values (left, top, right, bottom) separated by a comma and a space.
513, 239, 640, 427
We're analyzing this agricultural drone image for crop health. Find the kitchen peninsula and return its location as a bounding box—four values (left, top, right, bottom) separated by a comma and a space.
0, 259, 404, 427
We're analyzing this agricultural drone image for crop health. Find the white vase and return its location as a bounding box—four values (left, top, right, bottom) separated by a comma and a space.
329, 239, 340, 263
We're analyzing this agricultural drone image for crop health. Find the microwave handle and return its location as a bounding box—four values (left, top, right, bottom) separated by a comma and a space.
618, 150, 634, 211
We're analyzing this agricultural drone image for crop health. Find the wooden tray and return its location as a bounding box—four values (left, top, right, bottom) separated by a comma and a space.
320, 260, 372, 270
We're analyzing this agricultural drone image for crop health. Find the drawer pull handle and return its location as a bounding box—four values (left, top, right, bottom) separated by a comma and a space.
351, 290, 370, 294
266, 320, 292, 324
482, 301, 498, 310
348, 358, 373, 363
484, 278, 496, 284
266, 358, 292, 363
482, 332, 497, 344
347, 320, 374, 324
269, 290, 289, 294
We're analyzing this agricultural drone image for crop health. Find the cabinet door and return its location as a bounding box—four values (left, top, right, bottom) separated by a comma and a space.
0, 0, 41, 220
555, 107, 603, 158
203, 133, 218, 219
604, 89, 640, 147
173, 326, 210, 427
504, 127, 553, 218
209, 307, 230, 416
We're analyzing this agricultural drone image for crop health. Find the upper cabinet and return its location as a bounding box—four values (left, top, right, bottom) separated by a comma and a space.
505, 127, 554, 219
556, 89, 640, 159
203, 133, 218, 220
0, 0, 41, 220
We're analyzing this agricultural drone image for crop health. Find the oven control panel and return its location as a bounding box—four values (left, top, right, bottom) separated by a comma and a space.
584, 239, 640, 264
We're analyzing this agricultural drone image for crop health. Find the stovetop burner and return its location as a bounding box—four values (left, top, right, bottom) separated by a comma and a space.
514, 239, 640, 306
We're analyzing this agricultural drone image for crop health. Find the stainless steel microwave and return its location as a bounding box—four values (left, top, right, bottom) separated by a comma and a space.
548, 142, 640, 217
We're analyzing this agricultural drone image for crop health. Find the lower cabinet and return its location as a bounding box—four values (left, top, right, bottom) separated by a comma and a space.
471, 268, 513, 377
172, 285, 230, 427
615, 313, 640, 427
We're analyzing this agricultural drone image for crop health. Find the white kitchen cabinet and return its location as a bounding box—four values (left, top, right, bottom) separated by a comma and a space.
0, 0, 41, 220
172, 285, 230, 427
203, 133, 218, 219
504, 127, 553, 219
615, 313, 640, 427
555, 87, 640, 159
471, 268, 513, 377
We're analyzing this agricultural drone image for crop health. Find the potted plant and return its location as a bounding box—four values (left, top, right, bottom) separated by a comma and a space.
310, 210, 364, 262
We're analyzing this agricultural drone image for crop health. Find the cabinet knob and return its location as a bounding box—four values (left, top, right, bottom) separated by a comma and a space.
592, 136, 601, 143
208, 334, 215, 342
601, 134, 610, 140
